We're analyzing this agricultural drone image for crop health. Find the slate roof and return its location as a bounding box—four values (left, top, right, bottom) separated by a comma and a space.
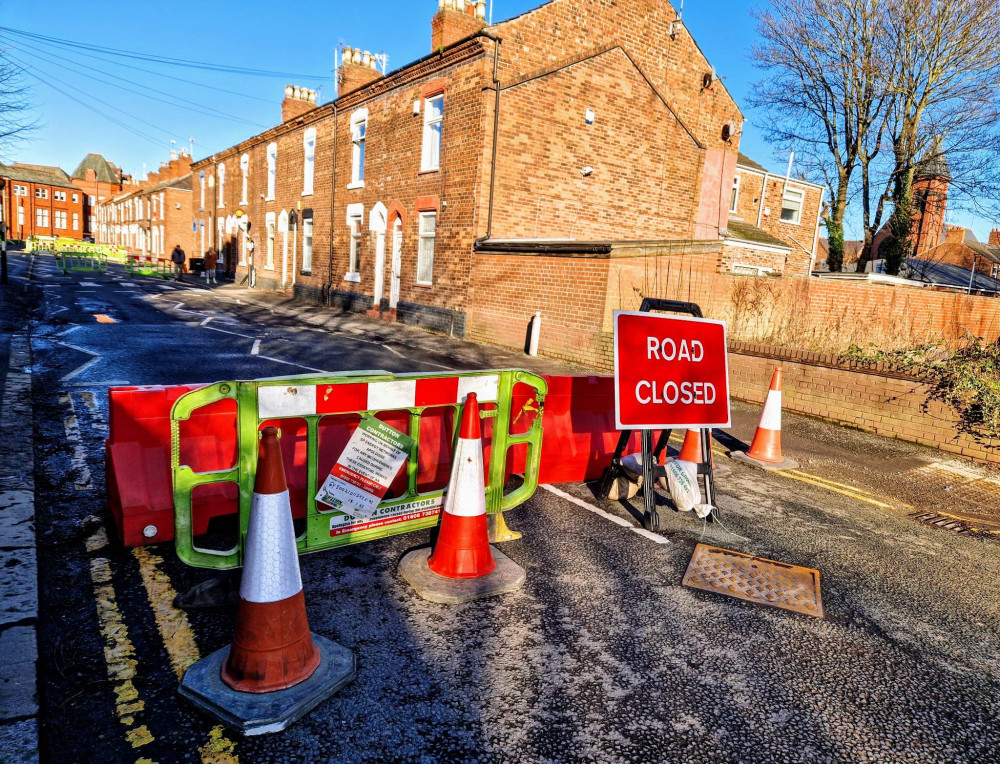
71, 153, 120, 183
903, 258, 1000, 292
0, 162, 77, 189
726, 218, 790, 249
956, 229, 1000, 264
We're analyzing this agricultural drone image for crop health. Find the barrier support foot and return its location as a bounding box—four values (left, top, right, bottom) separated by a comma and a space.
487, 512, 522, 543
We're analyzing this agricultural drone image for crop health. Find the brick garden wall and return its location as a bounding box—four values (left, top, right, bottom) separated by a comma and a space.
728, 343, 1000, 466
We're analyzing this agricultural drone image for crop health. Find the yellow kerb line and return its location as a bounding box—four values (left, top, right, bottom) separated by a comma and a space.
88, 557, 155, 751
132, 548, 239, 763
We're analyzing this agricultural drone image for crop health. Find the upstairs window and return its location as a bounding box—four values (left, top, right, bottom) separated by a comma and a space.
350, 110, 367, 188
36, 188, 49, 200
217, 163, 226, 207
266, 143, 277, 200
54, 190, 66, 202
240, 154, 249, 204
302, 128, 316, 195
417, 212, 436, 284
780, 187, 804, 224
72, 193, 79, 204
199, 171, 206, 209
730, 176, 741, 214
13, 184, 27, 196
421, 94, 443, 172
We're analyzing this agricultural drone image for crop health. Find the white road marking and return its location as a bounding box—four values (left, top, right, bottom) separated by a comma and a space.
50, 306, 68, 315
57, 394, 94, 491
200, 317, 214, 326
71, 380, 130, 388
78, 282, 100, 287
258, 354, 326, 373
203, 325, 255, 340
56, 341, 102, 383
250, 339, 261, 355
541, 483, 671, 544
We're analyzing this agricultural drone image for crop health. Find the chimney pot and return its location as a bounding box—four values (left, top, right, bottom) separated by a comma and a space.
285, 84, 294, 97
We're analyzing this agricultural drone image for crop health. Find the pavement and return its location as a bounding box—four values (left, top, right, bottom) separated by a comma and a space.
2, 250, 999, 762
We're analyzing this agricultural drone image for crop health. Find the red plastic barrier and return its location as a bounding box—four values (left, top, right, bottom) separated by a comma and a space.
106, 376, 641, 547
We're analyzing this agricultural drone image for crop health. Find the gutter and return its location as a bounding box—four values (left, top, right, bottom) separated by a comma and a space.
473, 239, 612, 255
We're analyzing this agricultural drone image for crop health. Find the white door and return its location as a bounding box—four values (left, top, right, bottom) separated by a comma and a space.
281, 230, 289, 289
373, 231, 386, 308
390, 219, 402, 309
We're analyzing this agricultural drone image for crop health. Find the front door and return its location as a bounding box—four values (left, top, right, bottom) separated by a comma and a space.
373, 231, 386, 308
390, 219, 402, 309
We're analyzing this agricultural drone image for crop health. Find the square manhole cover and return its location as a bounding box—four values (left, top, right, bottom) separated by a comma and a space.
682, 544, 824, 618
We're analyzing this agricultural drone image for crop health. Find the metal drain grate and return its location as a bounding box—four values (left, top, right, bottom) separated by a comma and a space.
682, 544, 824, 618
910, 511, 974, 534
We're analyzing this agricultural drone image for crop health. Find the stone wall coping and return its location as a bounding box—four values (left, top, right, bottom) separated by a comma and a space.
728, 339, 929, 383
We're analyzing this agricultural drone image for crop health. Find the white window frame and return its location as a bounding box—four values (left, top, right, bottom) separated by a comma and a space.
36, 208, 49, 227
240, 154, 250, 204
88, 194, 95, 206
417, 211, 436, 285
13, 184, 26, 196
266, 143, 277, 201
302, 216, 313, 273
730, 175, 741, 214
72, 193, 78, 203
780, 186, 805, 225
199, 171, 206, 210
265, 211, 276, 270
36, 188, 48, 200
345, 202, 364, 282
72, 213, 79, 231
421, 94, 444, 172
55, 190, 66, 202
54, 210, 67, 229
348, 109, 367, 189
18, 206, 24, 226
302, 128, 316, 196
217, 163, 226, 207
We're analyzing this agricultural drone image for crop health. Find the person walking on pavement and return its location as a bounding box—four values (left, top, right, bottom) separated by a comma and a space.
203, 247, 218, 285
170, 244, 186, 281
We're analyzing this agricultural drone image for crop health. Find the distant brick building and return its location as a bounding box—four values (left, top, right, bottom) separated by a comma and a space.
70, 153, 131, 240
188, 0, 825, 352
0, 162, 85, 241
96, 152, 196, 261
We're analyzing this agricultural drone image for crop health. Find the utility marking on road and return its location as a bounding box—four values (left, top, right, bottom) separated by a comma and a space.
57, 393, 94, 490
95, 314, 117, 323
88, 556, 155, 750
258, 354, 326, 373
772, 469, 902, 511
200, 316, 215, 326
133, 548, 239, 763
203, 325, 255, 340
250, 339, 261, 355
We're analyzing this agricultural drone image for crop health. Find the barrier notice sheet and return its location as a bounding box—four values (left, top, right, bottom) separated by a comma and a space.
315, 414, 415, 519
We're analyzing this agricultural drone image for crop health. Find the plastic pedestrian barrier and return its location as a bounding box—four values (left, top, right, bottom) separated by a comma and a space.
170, 370, 548, 570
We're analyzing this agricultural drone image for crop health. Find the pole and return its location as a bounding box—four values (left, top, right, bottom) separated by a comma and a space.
968, 254, 977, 295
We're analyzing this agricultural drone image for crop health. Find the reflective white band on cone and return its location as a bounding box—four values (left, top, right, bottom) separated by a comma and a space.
240, 488, 303, 603
758, 389, 782, 431
442, 435, 487, 518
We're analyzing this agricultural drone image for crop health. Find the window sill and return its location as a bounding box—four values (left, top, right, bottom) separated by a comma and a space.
265, 265, 275, 271
265, 197, 275, 203
239, 200, 248, 206
300, 270, 312, 276
780, 218, 803, 226
414, 281, 433, 288
346, 181, 365, 191
344, 272, 361, 283
301, 191, 314, 197
418, 168, 440, 176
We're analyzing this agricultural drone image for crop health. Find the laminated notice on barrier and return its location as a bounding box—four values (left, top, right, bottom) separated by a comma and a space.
315, 414, 414, 519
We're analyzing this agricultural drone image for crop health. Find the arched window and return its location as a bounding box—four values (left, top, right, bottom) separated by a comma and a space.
217, 163, 226, 208
240, 153, 250, 204
266, 143, 277, 200
302, 128, 316, 196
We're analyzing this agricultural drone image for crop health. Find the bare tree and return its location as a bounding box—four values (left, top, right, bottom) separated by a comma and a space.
873, 0, 1000, 275
752, 0, 889, 272
0, 46, 34, 157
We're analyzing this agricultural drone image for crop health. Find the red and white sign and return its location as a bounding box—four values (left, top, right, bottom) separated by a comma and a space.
613, 310, 731, 430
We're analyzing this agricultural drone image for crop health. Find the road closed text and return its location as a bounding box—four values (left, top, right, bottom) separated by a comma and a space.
614, 312, 731, 430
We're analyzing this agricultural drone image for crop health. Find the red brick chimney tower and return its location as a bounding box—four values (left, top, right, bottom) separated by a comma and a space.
281, 85, 317, 123
432, 0, 487, 51
989, 229, 1000, 247
910, 142, 950, 257
338, 47, 382, 96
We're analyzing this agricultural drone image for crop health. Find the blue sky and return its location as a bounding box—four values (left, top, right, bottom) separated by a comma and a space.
3, 0, 989, 238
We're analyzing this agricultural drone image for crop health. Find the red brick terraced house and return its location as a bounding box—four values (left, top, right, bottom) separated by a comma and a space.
96, 152, 197, 262
0, 162, 85, 241
189, 0, 825, 361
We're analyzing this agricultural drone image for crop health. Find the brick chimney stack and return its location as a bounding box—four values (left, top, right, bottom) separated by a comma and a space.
282, 85, 317, 123
432, 0, 486, 52
338, 47, 382, 96
989, 228, 1000, 247
944, 225, 966, 245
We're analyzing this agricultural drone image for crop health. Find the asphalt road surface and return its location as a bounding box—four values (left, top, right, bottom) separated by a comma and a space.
6, 252, 1000, 763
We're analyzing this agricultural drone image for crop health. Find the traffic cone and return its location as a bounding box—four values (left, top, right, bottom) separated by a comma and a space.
732, 368, 798, 471
399, 394, 525, 603
179, 426, 356, 735
678, 429, 712, 465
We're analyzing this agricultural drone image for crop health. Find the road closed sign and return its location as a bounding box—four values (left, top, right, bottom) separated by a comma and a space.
613, 310, 731, 430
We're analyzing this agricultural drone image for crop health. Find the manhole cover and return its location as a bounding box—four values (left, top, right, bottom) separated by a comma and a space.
682, 544, 824, 618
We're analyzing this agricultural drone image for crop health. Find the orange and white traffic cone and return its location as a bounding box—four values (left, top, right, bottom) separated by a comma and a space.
733, 368, 798, 471
179, 426, 356, 735
399, 393, 525, 603
677, 428, 731, 476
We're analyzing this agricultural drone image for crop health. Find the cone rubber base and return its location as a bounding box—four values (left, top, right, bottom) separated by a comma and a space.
487, 513, 523, 543
178, 634, 355, 736
398, 546, 525, 604
731, 451, 799, 471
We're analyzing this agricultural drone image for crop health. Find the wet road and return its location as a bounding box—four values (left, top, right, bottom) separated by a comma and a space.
7, 252, 1000, 763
